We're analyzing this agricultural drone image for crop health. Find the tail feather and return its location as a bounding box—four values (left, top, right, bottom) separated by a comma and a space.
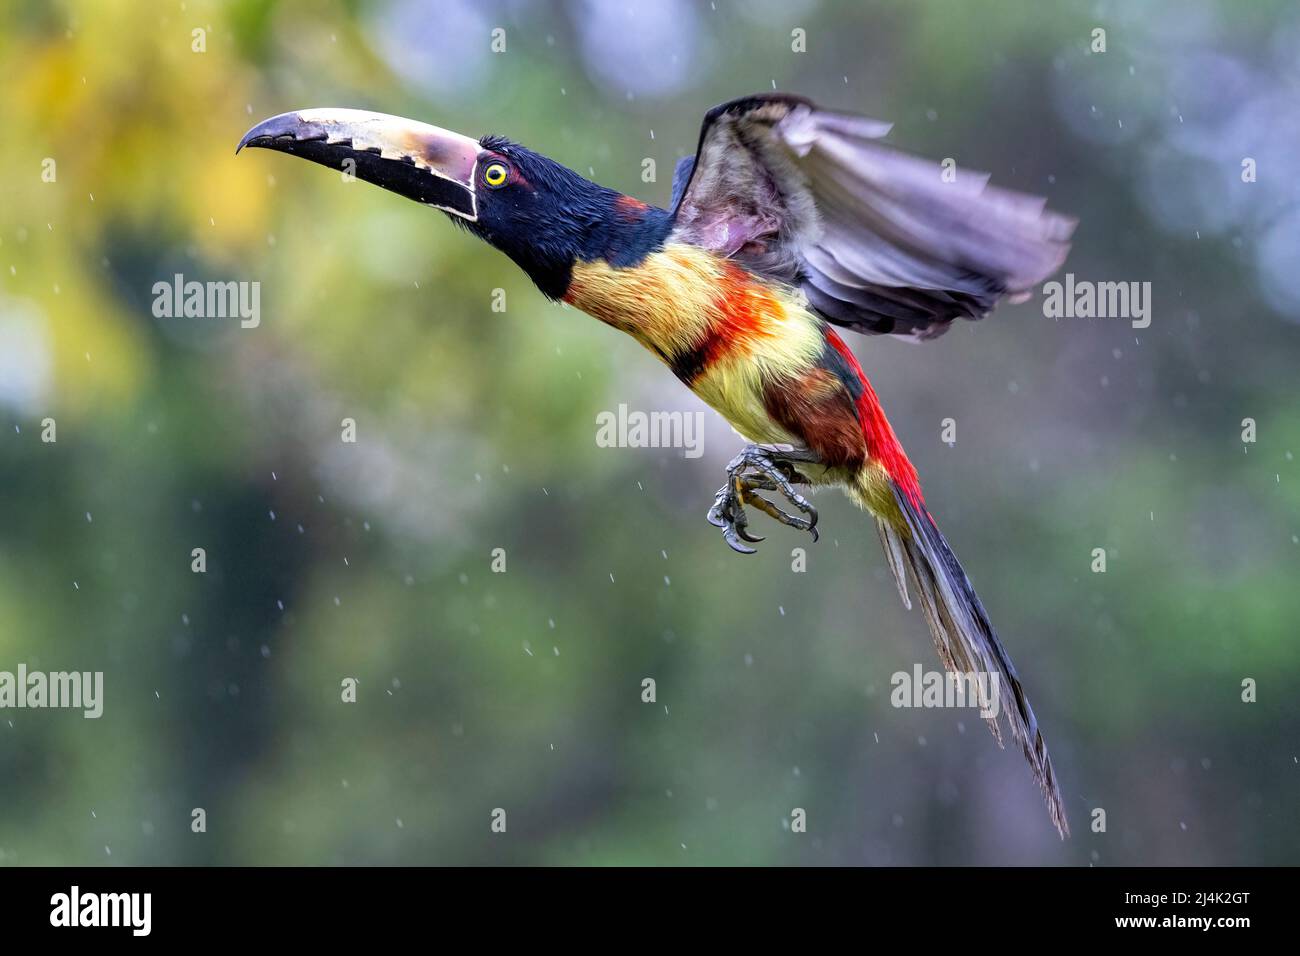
872, 479, 1069, 838
874, 518, 912, 610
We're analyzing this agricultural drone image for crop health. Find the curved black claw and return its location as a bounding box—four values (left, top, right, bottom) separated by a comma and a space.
729, 475, 765, 543
722, 524, 758, 555
706, 480, 763, 553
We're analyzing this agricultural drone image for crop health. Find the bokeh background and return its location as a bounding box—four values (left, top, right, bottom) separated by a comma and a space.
1, 0, 1297, 865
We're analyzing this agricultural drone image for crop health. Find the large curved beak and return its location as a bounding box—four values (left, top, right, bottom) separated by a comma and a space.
237, 108, 482, 221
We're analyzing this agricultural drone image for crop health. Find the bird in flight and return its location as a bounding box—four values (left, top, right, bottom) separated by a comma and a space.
239, 94, 1075, 837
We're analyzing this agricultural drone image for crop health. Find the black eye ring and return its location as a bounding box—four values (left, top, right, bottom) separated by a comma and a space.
482, 161, 509, 189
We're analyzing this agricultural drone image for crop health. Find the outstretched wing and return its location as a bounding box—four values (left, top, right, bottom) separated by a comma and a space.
670, 94, 1075, 340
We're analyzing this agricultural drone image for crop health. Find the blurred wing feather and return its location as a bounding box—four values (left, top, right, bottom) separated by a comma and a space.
670, 94, 1076, 340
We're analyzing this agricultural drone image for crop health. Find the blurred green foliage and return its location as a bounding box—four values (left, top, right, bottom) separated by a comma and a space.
0, 0, 1297, 865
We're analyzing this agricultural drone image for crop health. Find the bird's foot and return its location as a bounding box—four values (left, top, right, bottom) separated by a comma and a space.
705, 446, 819, 554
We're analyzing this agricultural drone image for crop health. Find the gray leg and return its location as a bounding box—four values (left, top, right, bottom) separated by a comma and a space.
705, 445, 821, 554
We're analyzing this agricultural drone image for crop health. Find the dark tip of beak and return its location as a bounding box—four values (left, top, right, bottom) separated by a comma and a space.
236, 112, 326, 155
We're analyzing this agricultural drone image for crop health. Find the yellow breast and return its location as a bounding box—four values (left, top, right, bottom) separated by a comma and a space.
564, 244, 825, 445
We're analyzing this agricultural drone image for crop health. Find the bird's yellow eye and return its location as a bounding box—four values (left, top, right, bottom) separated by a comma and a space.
483, 162, 508, 188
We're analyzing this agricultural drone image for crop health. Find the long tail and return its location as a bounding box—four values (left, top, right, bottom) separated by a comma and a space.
858, 470, 1069, 838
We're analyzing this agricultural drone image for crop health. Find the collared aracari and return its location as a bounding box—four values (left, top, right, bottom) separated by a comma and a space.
239, 94, 1076, 837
